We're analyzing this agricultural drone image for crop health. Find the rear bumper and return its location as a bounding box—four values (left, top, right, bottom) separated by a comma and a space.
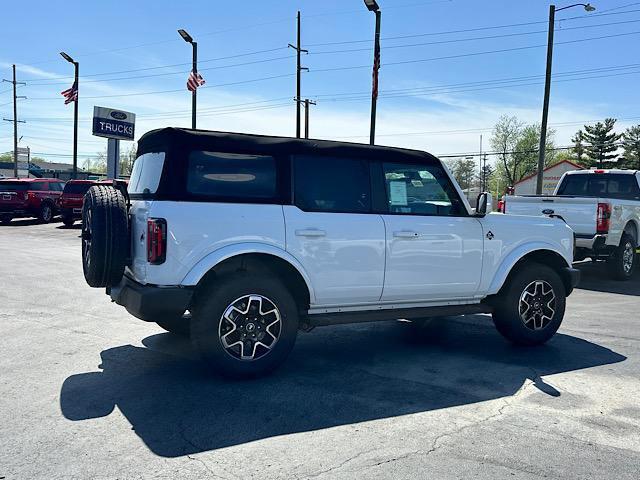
109, 275, 193, 322
60, 207, 83, 218
575, 234, 607, 250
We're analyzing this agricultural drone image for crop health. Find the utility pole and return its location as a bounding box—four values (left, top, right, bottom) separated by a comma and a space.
536, 3, 595, 194
2, 65, 26, 178
301, 98, 316, 139
288, 11, 308, 138
478, 134, 483, 192
364, 0, 382, 145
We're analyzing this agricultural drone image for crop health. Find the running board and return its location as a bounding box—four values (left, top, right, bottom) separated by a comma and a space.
305, 303, 493, 327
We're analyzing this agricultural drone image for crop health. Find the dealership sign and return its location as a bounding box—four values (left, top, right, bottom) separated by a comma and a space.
92, 106, 135, 140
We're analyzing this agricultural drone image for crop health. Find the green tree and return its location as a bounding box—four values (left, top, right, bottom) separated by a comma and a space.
512, 123, 555, 182
571, 129, 588, 166
620, 125, 640, 169
119, 143, 137, 176
490, 115, 523, 186
450, 157, 478, 192
583, 118, 621, 167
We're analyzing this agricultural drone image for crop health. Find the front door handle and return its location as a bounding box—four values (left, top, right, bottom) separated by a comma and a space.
393, 230, 420, 238
295, 229, 326, 237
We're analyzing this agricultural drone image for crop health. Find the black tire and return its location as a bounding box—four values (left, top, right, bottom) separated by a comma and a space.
81, 185, 128, 288
191, 273, 299, 378
156, 313, 191, 336
39, 202, 54, 223
62, 215, 75, 227
492, 263, 566, 346
0, 215, 11, 225
607, 233, 636, 281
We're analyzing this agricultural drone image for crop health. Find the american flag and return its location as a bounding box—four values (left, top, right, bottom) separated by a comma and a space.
61, 81, 78, 105
371, 50, 380, 99
187, 70, 205, 92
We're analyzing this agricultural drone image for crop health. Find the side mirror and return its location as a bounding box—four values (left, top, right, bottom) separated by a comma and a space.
476, 192, 493, 216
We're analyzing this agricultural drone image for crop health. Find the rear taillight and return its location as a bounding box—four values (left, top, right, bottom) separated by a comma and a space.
596, 203, 611, 234
147, 218, 167, 264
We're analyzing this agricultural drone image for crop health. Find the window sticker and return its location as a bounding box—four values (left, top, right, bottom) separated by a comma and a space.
389, 181, 408, 206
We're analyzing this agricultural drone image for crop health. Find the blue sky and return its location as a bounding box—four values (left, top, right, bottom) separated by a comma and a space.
1, 0, 639, 164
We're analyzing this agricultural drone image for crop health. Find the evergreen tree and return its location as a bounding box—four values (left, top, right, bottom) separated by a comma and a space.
583, 118, 621, 167
620, 125, 640, 170
571, 129, 587, 165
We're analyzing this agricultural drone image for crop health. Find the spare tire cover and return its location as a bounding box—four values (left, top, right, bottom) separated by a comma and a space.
81, 185, 129, 288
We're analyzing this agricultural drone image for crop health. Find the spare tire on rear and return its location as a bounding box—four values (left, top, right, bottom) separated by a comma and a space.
82, 185, 129, 288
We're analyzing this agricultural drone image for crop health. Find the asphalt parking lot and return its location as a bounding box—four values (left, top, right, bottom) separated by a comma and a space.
1, 219, 639, 479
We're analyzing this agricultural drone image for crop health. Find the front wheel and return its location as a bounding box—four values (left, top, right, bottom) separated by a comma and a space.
0, 215, 12, 225
607, 233, 636, 281
190, 273, 299, 378
492, 263, 566, 346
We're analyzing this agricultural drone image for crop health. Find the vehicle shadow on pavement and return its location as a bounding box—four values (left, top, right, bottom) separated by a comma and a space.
1, 219, 45, 227
59, 315, 626, 458
574, 261, 640, 296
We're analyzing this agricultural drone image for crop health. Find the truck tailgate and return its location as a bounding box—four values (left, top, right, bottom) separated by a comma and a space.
504, 195, 598, 236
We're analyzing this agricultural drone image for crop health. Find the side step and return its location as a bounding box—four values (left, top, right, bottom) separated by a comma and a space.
305, 303, 493, 328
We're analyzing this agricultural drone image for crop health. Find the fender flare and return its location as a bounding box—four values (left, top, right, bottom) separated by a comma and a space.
486, 242, 572, 295
180, 242, 316, 304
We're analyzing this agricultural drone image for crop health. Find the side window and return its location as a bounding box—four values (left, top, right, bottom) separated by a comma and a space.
293, 155, 371, 213
49, 182, 63, 192
186, 151, 276, 200
31, 182, 46, 191
382, 162, 463, 216
129, 152, 165, 195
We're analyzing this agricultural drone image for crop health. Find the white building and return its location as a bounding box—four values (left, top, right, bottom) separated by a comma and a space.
514, 160, 584, 195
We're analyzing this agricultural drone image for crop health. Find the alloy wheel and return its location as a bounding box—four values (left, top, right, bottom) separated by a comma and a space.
218, 294, 282, 361
622, 241, 634, 275
518, 280, 556, 331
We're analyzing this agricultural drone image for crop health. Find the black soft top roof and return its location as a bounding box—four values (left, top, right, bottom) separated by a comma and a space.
137, 127, 440, 164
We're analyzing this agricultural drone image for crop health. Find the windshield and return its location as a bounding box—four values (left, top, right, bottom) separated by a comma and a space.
63, 183, 94, 195
0, 182, 30, 192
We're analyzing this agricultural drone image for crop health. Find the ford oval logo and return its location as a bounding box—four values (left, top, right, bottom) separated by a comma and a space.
542, 209, 555, 215
110, 111, 127, 120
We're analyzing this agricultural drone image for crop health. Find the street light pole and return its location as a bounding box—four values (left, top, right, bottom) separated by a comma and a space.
364, 0, 381, 145
61, 52, 79, 179
536, 2, 595, 194
178, 29, 198, 129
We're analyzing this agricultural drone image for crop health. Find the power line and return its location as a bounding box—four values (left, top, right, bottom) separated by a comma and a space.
311, 18, 640, 55
313, 30, 640, 73
306, 8, 640, 47
22, 46, 291, 83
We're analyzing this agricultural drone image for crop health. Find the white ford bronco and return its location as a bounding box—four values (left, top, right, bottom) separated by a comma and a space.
81, 128, 579, 377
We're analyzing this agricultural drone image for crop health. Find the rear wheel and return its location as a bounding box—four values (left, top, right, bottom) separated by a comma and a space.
81, 185, 128, 288
191, 273, 299, 378
0, 215, 11, 225
607, 233, 636, 281
39, 203, 53, 223
492, 263, 566, 346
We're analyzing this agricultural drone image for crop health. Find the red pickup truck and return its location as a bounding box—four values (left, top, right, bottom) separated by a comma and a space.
58, 180, 98, 226
0, 178, 66, 224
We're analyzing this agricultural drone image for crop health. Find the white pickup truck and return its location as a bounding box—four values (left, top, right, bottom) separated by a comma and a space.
80, 128, 579, 378
504, 169, 640, 280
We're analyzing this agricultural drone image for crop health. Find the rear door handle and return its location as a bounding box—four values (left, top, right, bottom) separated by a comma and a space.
393, 230, 420, 238
295, 229, 326, 237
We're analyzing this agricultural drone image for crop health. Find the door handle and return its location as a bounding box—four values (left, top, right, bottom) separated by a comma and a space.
393, 230, 420, 238
295, 229, 326, 237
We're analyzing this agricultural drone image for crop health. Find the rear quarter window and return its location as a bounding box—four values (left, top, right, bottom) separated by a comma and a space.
186, 151, 277, 200
129, 152, 165, 195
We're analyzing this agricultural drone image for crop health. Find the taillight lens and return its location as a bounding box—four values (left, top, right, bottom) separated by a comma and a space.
596, 203, 610, 234
147, 218, 167, 264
